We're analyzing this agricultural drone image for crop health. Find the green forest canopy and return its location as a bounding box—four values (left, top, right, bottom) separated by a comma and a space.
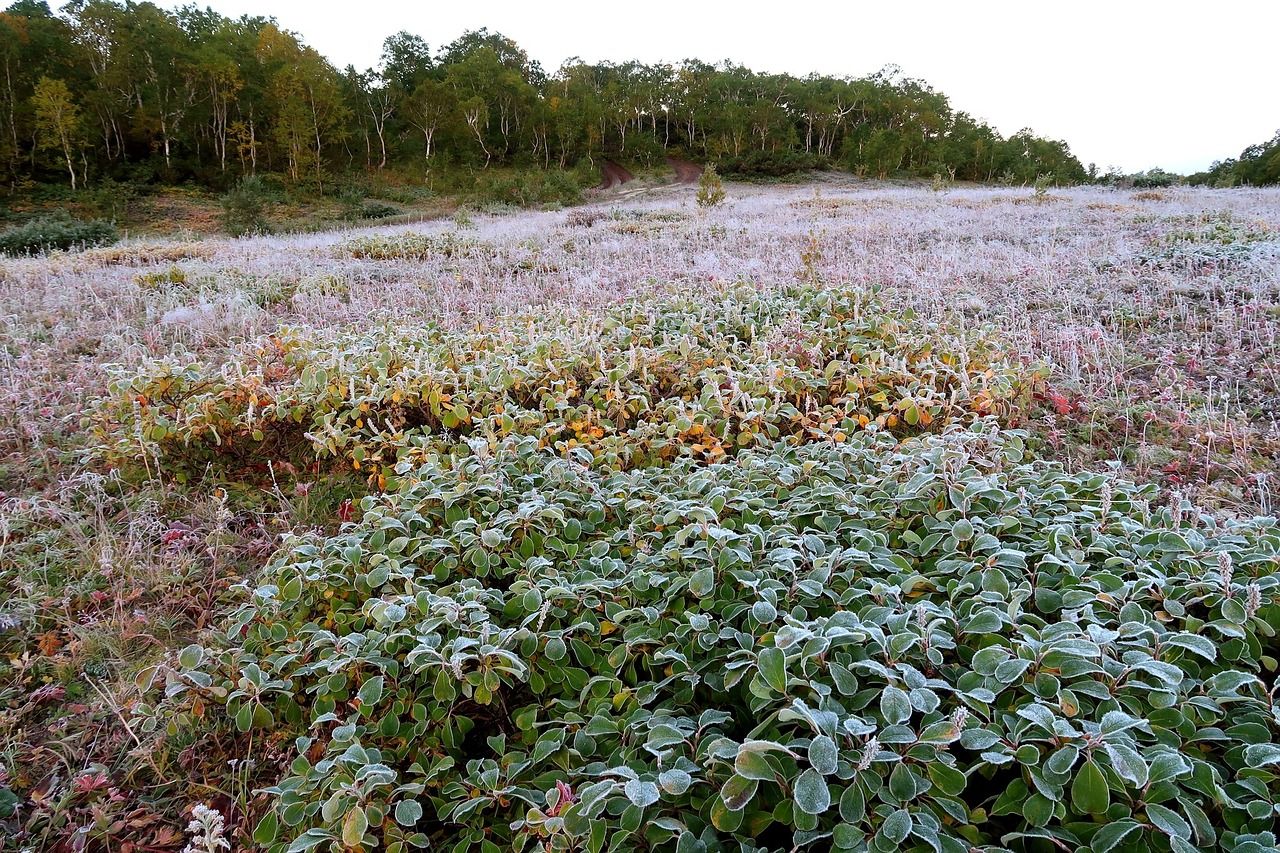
3, 0, 1094, 190
1188, 131, 1280, 187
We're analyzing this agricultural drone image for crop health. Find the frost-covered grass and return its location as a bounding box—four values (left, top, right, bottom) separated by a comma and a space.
1, 180, 1278, 848
3, 181, 1277, 507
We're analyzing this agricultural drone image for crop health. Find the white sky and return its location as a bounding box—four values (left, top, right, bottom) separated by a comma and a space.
164, 0, 1280, 173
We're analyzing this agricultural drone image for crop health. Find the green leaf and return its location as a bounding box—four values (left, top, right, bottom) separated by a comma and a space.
809, 735, 839, 776
927, 762, 966, 797
1023, 793, 1054, 827
881, 809, 912, 844
719, 774, 758, 812
1091, 819, 1142, 852
1244, 744, 1280, 767
623, 779, 660, 808
888, 762, 916, 802
689, 565, 715, 598
357, 675, 384, 707
793, 768, 830, 815
735, 747, 777, 781
286, 830, 338, 853
1103, 742, 1148, 787
252, 810, 279, 844
394, 800, 423, 827
1146, 804, 1191, 840
757, 647, 787, 693
879, 686, 911, 725
177, 644, 204, 670
1071, 759, 1110, 815
658, 769, 692, 795
1164, 633, 1216, 661
710, 795, 744, 831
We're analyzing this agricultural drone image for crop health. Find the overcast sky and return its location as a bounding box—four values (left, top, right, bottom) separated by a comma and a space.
164, 0, 1278, 173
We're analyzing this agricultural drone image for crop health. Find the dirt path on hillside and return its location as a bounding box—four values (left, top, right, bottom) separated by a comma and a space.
667, 157, 703, 184
597, 160, 635, 190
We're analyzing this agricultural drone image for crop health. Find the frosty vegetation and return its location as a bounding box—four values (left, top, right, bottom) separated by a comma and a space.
1, 180, 1278, 851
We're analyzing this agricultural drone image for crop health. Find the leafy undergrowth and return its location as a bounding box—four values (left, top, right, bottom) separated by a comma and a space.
92, 285, 1040, 481
160, 424, 1280, 852
4, 187, 1280, 852
336, 233, 490, 262
1132, 212, 1276, 272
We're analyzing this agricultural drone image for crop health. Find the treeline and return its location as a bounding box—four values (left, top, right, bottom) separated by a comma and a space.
1188, 130, 1280, 187
1, 0, 1088, 193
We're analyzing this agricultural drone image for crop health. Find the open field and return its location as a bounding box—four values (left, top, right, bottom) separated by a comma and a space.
2, 181, 1280, 851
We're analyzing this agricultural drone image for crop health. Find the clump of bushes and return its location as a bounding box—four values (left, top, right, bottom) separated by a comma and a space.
219, 175, 271, 237
472, 169, 585, 208
337, 188, 402, 222
717, 150, 828, 179
82, 241, 214, 266
161, 424, 1280, 852
360, 201, 402, 220
92, 285, 1041, 478
0, 215, 119, 256
1131, 169, 1181, 189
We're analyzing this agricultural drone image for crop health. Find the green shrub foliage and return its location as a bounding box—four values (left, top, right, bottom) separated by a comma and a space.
220, 175, 272, 236
717, 151, 828, 180
166, 423, 1280, 852
0, 215, 119, 256
697, 165, 727, 208
471, 169, 585, 208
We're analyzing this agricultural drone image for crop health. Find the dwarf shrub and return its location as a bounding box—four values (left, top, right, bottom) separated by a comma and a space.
165, 424, 1280, 852
92, 286, 1040, 478
717, 151, 827, 180
0, 215, 119, 256
472, 169, 584, 209
336, 231, 485, 262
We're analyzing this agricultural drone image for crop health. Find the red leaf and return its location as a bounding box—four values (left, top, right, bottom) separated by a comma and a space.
1047, 390, 1073, 415
337, 499, 355, 523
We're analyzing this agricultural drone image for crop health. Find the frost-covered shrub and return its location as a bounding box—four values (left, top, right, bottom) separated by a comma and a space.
168, 424, 1280, 852
336, 232, 485, 261
92, 285, 1041, 477
1134, 212, 1276, 270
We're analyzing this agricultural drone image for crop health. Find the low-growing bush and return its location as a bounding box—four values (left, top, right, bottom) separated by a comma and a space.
158, 424, 1280, 852
91, 286, 1041, 479
717, 150, 828, 180
1134, 212, 1275, 270
361, 202, 402, 220
472, 169, 585, 209
336, 231, 486, 262
81, 240, 215, 266
0, 215, 120, 256
338, 188, 404, 222
1131, 169, 1181, 189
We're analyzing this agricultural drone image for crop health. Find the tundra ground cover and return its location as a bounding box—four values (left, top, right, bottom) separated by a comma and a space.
1, 181, 1278, 851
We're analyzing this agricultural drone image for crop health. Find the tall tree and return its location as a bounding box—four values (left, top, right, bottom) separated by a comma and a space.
31, 76, 83, 188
